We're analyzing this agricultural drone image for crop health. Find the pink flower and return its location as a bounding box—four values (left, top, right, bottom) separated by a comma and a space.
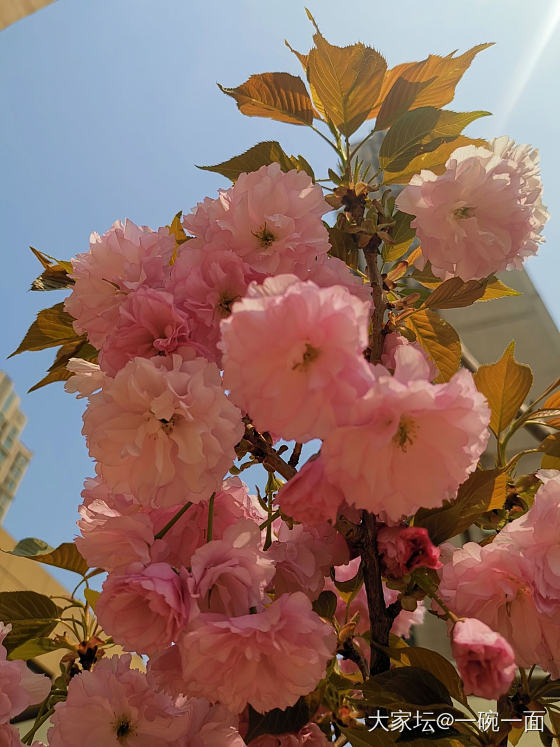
221, 274, 373, 441
451, 618, 516, 699
322, 365, 490, 523
95, 564, 192, 655
65, 359, 106, 398
395, 137, 548, 281
65, 219, 175, 348
190, 520, 275, 615
381, 332, 438, 380
0, 623, 51, 723
47, 655, 185, 746
183, 164, 331, 274
165, 246, 264, 364
178, 592, 336, 713
294, 254, 372, 305
277, 456, 345, 526
82, 354, 243, 507
0, 725, 23, 747
268, 523, 349, 600
175, 697, 245, 746
377, 526, 441, 579
99, 288, 202, 376
249, 723, 329, 746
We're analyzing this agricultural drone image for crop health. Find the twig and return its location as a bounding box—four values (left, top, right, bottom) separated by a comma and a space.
243, 423, 297, 481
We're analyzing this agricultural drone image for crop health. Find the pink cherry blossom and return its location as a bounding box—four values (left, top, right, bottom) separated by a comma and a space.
95, 564, 193, 655
82, 354, 243, 506
64, 359, 106, 398
294, 254, 372, 304
248, 723, 329, 746
190, 520, 275, 615
0, 623, 51, 723
221, 274, 374, 441
99, 287, 203, 376
0, 725, 23, 747
395, 137, 548, 281
377, 525, 441, 579
322, 366, 490, 522
175, 697, 245, 746
165, 245, 264, 364
65, 219, 175, 348
47, 655, 186, 747
178, 592, 336, 713
381, 332, 438, 380
268, 523, 349, 600
277, 456, 345, 526
386, 586, 426, 639
183, 164, 331, 274
451, 618, 516, 700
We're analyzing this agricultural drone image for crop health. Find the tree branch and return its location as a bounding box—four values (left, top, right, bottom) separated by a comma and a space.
364, 236, 385, 364
243, 422, 297, 480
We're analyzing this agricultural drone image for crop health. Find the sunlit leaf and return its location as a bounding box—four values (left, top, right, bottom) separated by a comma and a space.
84, 588, 100, 610
29, 247, 74, 291
375, 77, 435, 131
198, 141, 314, 182
424, 277, 488, 310
10, 303, 80, 357
0, 591, 61, 654
218, 72, 314, 125
473, 342, 533, 436
327, 225, 360, 270
540, 392, 560, 429
28, 338, 97, 393
382, 211, 415, 262
8, 637, 72, 661
305, 10, 387, 137
6, 539, 88, 576
477, 276, 520, 302
404, 309, 461, 383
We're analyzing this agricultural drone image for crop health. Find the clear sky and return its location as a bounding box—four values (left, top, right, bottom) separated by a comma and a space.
1, 0, 559, 585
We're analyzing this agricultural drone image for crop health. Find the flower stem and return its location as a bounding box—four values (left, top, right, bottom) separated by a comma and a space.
154, 501, 193, 540
206, 492, 215, 542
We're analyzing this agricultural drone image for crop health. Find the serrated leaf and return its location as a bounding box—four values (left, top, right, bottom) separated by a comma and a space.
368, 44, 493, 120
387, 646, 466, 705
28, 337, 97, 393
8, 636, 72, 660
245, 699, 309, 742
10, 302, 81, 357
424, 277, 487, 310
477, 276, 520, 302
198, 141, 314, 182
29, 247, 74, 291
379, 108, 489, 174
312, 590, 337, 620
5, 539, 89, 575
404, 310, 461, 383
414, 469, 508, 543
0, 591, 61, 654
375, 77, 435, 131
473, 342, 533, 436
218, 72, 314, 126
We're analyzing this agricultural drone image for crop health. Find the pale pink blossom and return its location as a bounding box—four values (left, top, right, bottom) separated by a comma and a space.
268, 523, 349, 600
166, 246, 264, 364
183, 164, 331, 274
82, 355, 243, 507
99, 288, 203, 376
395, 137, 548, 281
294, 254, 372, 304
277, 456, 345, 526
0, 725, 23, 747
64, 359, 106, 398
146, 644, 186, 698
451, 618, 516, 700
381, 332, 438, 380
0, 623, 51, 723
221, 274, 373, 441
47, 655, 185, 746
249, 723, 329, 746
65, 219, 175, 348
322, 366, 490, 522
386, 587, 426, 639
377, 525, 441, 579
95, 564, 193, 655
175, 697, 245, 746
178, 592, 336, 713
190, 521, 275, 615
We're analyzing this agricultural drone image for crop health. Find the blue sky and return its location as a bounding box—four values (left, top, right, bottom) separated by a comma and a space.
1, 0, 559, 585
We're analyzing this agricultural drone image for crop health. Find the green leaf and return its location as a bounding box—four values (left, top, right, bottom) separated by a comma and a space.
84, 588, 100, 610
383, 136, 487, 185
198, 141, 314, 182
245, 699, 309, 742
327, 225, 360, 270
0, 591, 61, 654
333, 563, 364, 605
473, 342, 533, 436
414, 469, 508, 543
383, 211, 415, 262
312, 590, 338, 620
387, 646, 466, 705
362, 666, 453, 708
10, 303, 81, 357
28, 338, 97, 393
404, 310, 461, 383
424, 277, 488, 310
218, 72, 314, 126
477, 276, 520, 302
8, 636, 72, 660
29, 247, 74, 292
375, 77, 435, 131
5, 539, 88, 576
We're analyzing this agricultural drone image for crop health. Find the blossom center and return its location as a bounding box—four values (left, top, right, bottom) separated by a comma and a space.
159, 415, 177, 434
453, 205, 475, 219
253, 223, 276, 248
392, 415, 417, 452
292, 342, 321, 371
217, 293, 240, 317
113, 715, 135, 742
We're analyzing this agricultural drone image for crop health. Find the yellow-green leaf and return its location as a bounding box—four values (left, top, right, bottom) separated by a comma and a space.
28, 338, 97, 393
10, 303, 80, 357
375, 77, 435, 131
84, 588, 100, 610
367, 43, 493, 120
7, 539, 89, 576
198, 141, 314, 182
477, 276, 520, 302
218, 72, 314, 126
473, 342, 533, 436
9, 636, 72, 660
387, 645, 466, 705
305, 11, 387, 137
382, 211, 415, 262
540, 392, 560, 429
29, 247, 74, 292
424, 277, 487, 310
0, 591, 61, 654
404, 309, 461, 383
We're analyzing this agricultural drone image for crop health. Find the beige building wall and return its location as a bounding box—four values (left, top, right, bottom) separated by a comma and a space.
0, 373, 32, 524
0, 0, 55, 31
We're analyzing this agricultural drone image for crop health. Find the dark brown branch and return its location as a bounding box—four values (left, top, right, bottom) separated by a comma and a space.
288, 442, 303, 468
364, 236, 385, 364
243, 422, 297, 481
